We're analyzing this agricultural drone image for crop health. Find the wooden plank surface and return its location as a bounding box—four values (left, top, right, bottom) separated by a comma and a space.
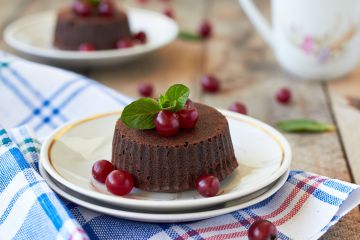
0, 0, 359, 239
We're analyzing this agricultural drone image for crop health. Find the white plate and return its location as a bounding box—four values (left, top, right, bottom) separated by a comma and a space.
4, 9, 178, 67
40, 164, 289, 223
40, 110, 292, 211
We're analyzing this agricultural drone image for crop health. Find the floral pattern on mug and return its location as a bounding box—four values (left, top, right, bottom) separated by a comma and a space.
288, 24, 357, 64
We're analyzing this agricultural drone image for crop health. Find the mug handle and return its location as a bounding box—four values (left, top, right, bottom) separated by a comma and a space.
239, 0, 274, 49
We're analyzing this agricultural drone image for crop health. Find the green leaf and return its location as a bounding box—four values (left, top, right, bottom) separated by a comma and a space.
163, 84, 190, 111
178, 31, 202, 41
121, 98, 161, 130
277, 119, 336, 133
88, 0, 100, 5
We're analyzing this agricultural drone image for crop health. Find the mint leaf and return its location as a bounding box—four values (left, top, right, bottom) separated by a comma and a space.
163, 84, 190, 111
277, 119, 335, 133
121, 98, 161, 129
178, 31, 202, 41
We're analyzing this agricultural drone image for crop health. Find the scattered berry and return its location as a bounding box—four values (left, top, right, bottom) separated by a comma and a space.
79, 43, 96, 51
92, 160, 114, 183
105, 170, 134, 196
154, 111, 180, 137
276, 88, 292, 104
201, 75, 220, 93
163, 7, 174, 18
229, 102, 247, 115
198, 20, 212, 39
248, 219, 277, 240
133, 31, 147, 44
178, 99, 199, 129
72, 0, 93, 17
196, 174, 220, 197
116, 38, 134, 49
98, 0, 114, 17
138, 83, 153, 97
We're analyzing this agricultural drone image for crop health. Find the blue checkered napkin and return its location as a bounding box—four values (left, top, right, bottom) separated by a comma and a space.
0, 126, 88, 240
1, 52, 360, 240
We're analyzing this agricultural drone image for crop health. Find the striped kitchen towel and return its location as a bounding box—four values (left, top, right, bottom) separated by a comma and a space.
1, 52, 360, 240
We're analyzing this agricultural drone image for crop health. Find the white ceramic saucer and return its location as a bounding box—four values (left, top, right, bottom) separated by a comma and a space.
40, 164, 289, 223
40, 110, 292, 212
4, 8, 178, 67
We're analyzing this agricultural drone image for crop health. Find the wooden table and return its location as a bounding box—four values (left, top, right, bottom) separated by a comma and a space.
1, 0, 360, 238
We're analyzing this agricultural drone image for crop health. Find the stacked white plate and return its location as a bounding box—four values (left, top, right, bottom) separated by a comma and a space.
39, 110, 292, 223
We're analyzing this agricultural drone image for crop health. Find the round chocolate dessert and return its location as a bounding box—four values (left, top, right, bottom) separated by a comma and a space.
112, 103, 238, 193
54, 6, 131, 50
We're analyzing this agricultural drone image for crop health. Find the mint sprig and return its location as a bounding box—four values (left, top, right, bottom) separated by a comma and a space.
120, 84, 190, 129
277, 119, 335, 133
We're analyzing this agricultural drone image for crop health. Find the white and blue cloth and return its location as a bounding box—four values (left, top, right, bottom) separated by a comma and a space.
1, 52, 360, 240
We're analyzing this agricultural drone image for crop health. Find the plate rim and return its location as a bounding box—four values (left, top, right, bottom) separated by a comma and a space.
4, 8, 179, 60
40, 163, 290, 223
40, 109, 292, 210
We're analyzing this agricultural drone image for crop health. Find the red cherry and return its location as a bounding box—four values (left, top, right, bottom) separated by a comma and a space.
92, 160, 114, 183
154, 111, 180, 137
248, 219, 277, 240
79, 43, 96, 51
105, 170, 134, 196
276, 88, 292, 104
72, 0, 93, 17
201, 75, 220, 93
196, 174, 220, 197
198, 20, 212, 39
137, 0, 148, 4
138, 83, 153, 97
98, 0, 114, 17
178, 99, 199, 129
116, 38, 134, 49
133, 31, 147, 44
163, 7, 174, 18
229, 102, 247, 115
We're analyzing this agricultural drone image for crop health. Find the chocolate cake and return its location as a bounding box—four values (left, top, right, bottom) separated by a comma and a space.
112, 103, 238, 193
54, 7, 131, 50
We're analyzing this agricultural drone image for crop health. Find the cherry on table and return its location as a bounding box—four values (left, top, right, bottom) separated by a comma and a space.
248, 219, 277, 240
178, 99, 199, 129
276, 88, 292, 104
198, 20, 213, 39
79, 43, 96, 51
133, 31, 147, 44
92, 160, 114, 183
98, 0, 114, 17
196, 174, 220, 197
229, 102, 247, 115
116, 39, 134, 49
105, 170, 134, 196
154, 110, 180, 137
72, 0, 93, 17
163, 7, 175, 18
138, 83, 153, 97
201, 75, 220, 93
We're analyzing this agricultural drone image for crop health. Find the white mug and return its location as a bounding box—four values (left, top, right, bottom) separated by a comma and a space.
239, 0, 360, 80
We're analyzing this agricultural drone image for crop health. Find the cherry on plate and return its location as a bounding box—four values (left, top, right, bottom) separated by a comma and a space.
154, 111, 180, 137
163, 7, 175, 18
72, 0, 93, 17
133, 31, 147, 44
79, 43, 96, 51
276, 88, 292, 104
178, 99, 199, 129
105, 170, 134, 196
92, 160, 114, 183
196, 174, 220, 197
229, 102, 247, 115
116, 39, 134, 49
138, 83, 153, 97
248, 219, 277, 240
201, 75, 220, 93
98, 0, 114, 17
198, 20, 212, 39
